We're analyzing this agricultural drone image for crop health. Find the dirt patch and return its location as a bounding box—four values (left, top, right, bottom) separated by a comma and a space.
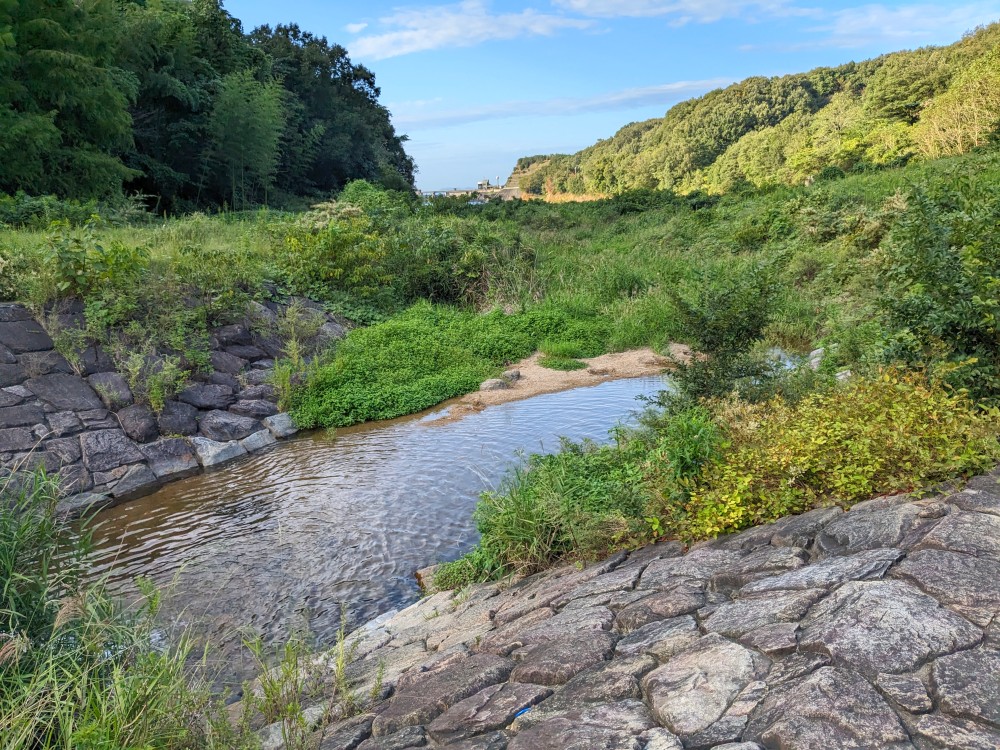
432, 346, 689, 423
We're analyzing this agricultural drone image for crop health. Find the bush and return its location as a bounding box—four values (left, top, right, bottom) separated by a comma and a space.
678, 371, 1000, 538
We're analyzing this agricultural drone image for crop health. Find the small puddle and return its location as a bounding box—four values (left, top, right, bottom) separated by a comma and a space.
85, 376, 665, 683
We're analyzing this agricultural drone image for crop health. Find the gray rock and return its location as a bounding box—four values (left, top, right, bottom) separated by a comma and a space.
190, 437, 247, 468
11, 450, 61, 473
316, 713, 373, 750
0, 344, 15, 365
0, 427, 37, 452
157, 400, 198, 436
949, 489, 1000, 517
768, 506, 844, 548
0, 304, 32, 322
494, 606, 613, 652
198, 409, 263, 442
893, 548, 1000, 627
87, 372, 133, 409
642, 634, 766, 737
428, 682, 551, 743
117, 404, 159, 443
0, 319, 53, 353
58, 464, 93, 494
263, 412, 298, 438
251, 358, 275, 370
875, 672, 933, 713
110, 464, 159, 500
767, 651, 831, 686
913, 714, 1000, 750
916, 511, 1000, 559
614, 616, 699, 660
78, 344, 115, 375
509, 700, 653, 750
614, 583, 706, 632
703, 589, 824, 638
229, 399, 278, 419
799, 579, 981, 677
746, 667, 910, 749
238, 384, 277, 401
0, 404, 46, 429
45, 436, 81, 464
0, 388, 24, 407
18, 350, 73, 376
24, 374, 103, 411
510, 631, 615, 685
638, 549, 743, 589
243, 368, 274, 385
480, 379, 508, 391
139, 438, 199, 480
438, 732, 508, 750
55, 491, 110, 519
77, 408, 117, 429
80, 429, 144, 472
0, 364, 27, 387
933, 647, 1000, 727
317, 320, 346, 343
177, 383, 235, 410
207, 371, 239, 390
213, 323, 251, 346
740, 547, 903, 595
372, 653, 514, 736
639, 728, 684, 750
226, 344, 267, 361
357, 725, 427, 750
241, 429, 276, 453
816, 502, 932, 554
47, 410, 82, 436
209, 350, 248, 375
739, 622, 799, 656
708, 546, 808, 590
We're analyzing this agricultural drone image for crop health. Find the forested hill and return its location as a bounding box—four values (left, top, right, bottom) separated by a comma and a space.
0, 0, 414, 211
518, 22, 1000, 198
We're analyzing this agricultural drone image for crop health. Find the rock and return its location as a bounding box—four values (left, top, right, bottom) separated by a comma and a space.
739, 547, 903, 595
229, 399, 278, 419
0, 319, 53, 353
139, 438, 199, 480
157, 400, 199, 436
815, 502, 930, 554
55, 492, 110, 519
263, 413, 298, 438
703, 589, 824, 638
767, 651, 831, 686
638, 549, 743, 589
639, 728, 684, 750
78, 344, 115, 375
177, 383, 235, 410
0, 427, 37, 452
198, 410, 263, 442
92, 465, 129, 487
251, 358, 275, 370
0, 304, 33, 322
480, 379, 508, 391
893, 548, 1000, 628
933, 647, 1000, 727
949, 488, 1000, 517
916, 511, 1000, 560
0, 388, 23, 407
357, 725, 427, 750
110, 464, 160, 500
614, 582, 706, 632
18, 351, 73, 376
489, 606, 613, 654
58, 464, 93, 494
428, 682, 551, 743
0, 344, 15, 365
226, 344, 267, 361
44, 436, 81, 464
914, 714, 1000, 749
0, 404, 45, 430
241, 429, 276, 453
190, 437, 247, 468
511, 631, 616, 685
641, 634, 767, 737
372, 653, 514, 736
207, 371, 240, 390
508, 700, 654, 750
317, 320, 346, 343
47, 410, 83, 436
238, 384, 277, 401
502, 370, 520, 382
875, 672, 933, 713
209, 350, 248, 375
767, 506, 844, 548
0, 364, 27, 387
746, 667, 910, 749
683, 680, 767, 749
214, 323, 252, 346
77, 408, 116, 429
80, 429, 144, 472
11, 450, 61, 473
799, 579, 981, 677
117, 404, 159, 443
739, 622, 799, 656
24, 374, 104, 411
439, 732, 508, 750
243, 368, 274, 386
316, 713, 374, 749
614, 616, 699, 660
87, 372, 133, 409
709, 546, 808, 590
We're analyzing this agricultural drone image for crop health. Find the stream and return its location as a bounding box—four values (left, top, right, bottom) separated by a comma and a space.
85, 376, 666, 684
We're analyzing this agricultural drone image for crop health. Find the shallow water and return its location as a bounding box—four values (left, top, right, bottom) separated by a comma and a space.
85, 376, 665, 682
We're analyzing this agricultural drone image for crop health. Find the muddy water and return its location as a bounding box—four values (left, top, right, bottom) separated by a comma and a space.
86, 376, 665, 683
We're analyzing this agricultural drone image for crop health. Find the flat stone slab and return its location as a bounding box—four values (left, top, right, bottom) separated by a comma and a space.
80, 429, 144, 472
614, 616, 699, 660
893, 548, 1000, 627
799, 579, 981, 676
932, 647, 1000, 728
510, 631, 616, 685
24, 373, 103, 411
704, 589, 824, 638
638, 549, 744, 589
740, 547, 903, 595
428, 682, 552, 743
915, 510, 1000, 559
913, 714, 1000, 750
614, 582, 706, 632
140, 438, 199, 480
198, 409, 262, 442
263, 413, 298, 438
0, 320, 53, 353
815, 502, 935, 554
191, 436, 247, 468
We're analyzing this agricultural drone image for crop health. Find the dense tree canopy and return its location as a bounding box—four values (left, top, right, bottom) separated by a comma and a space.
0, 0, 414, 210
520, 23, 1000, 198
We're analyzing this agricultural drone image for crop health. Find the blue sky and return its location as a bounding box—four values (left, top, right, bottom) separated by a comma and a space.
227, 0, 1000, 189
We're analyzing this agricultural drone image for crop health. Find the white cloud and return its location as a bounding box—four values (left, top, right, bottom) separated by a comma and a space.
552, 0, 806, 23
345, 22, 369, 34
393, 78, 732, 128
349, 0, 593, 60
815, 2, 1000, 47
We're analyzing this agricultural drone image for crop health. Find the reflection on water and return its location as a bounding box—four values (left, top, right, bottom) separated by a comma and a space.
86, 376, 665, 683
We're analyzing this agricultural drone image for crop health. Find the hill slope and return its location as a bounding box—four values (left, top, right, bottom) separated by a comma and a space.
520, 23, 1000, 198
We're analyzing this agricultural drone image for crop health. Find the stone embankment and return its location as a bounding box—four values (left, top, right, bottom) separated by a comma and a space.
0, 299, 344, 515
277, 471, 1000, 750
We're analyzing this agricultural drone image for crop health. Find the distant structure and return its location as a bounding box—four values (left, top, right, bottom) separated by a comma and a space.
421, 174, 521, 201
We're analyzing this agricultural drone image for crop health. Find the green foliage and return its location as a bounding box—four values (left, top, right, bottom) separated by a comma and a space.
42, 219, 148, 296
538, 355, 587, 371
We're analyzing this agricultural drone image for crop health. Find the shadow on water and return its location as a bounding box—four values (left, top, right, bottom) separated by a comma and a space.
84, 376, 666, 685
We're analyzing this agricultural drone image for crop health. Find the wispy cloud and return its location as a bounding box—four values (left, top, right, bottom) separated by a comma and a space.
345, 22, 369, 34
552, 0, 809, 23
392, 78, 732, 128
349, 0, 593, 60
814, 2, 1000, 47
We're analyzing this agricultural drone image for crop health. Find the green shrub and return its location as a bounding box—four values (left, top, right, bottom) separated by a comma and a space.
538, 355, 587, 371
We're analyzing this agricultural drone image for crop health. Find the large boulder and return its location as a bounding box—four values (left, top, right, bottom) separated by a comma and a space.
198, 410, 262, 442
0, 404, 45, 429
209, 350, 248, 375
177, 383, 235, 410
116, 404, 159, 443
0, 319, 53, 353
80, 429, 144, 472
190, 436, 247, 468
157, 400, 198, 436
139, 438, 199, 480
24, 373, 104, 411
229, 399, 278, 419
